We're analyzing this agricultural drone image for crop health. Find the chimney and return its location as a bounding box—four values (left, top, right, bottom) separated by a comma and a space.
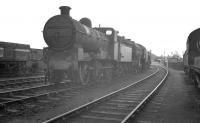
59, 6, 71, 16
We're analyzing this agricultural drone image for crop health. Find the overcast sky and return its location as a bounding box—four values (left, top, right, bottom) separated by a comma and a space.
0, 0, 200, 56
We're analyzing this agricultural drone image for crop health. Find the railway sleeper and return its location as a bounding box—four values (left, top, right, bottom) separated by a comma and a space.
110, 99, 139, 104
23, 103, 36, 109
5, 108, 21, 114
11, 95, 29, 99
97, 106, 132, 111
80, 113, 123, 122
1, 97, 20, 102
46, 94, 61, 101
37, 99, 51, 104
2, 102, 26, 114
86, 111, 126, 118
90, 110, 127, 116
103, 102, 134, 108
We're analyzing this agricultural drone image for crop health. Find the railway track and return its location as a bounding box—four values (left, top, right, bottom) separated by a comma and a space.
0, 76, 82, 116
0, 75, 45, 89
42, 66, 168, 123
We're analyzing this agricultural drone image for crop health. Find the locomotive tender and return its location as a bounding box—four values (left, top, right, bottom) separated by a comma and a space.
43, 6, 151, 84
0, 41, 44, 77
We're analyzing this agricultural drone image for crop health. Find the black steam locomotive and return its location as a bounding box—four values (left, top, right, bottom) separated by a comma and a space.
43, 6, 151, 84
0, 41, 44, 77
183, 28, 200, 88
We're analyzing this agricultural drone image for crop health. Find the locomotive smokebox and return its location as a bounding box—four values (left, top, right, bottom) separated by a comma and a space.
59, 6, 71, 16
43, 6, 109, 51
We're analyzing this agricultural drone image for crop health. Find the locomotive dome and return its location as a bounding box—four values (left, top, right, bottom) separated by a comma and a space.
43, 6, 75, 49
79, 18, 92, 28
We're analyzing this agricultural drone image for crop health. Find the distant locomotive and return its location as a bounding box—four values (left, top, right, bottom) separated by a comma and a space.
43, 6, 151, 84
0, 41, 44, 77
183, 28, 200, 88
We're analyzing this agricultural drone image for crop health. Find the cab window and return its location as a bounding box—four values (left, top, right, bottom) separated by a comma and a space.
106, 30, 112, 36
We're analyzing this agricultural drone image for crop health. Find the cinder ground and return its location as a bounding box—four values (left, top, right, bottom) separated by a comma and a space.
133, 68, 200, 123
5, 67, 157, 123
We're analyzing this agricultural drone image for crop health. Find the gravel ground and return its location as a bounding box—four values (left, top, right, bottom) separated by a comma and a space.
4, 66, 157, 123
133, 68, 200, 123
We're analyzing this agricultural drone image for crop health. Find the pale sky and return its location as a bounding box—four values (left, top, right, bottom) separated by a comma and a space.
0, 0, 200, 56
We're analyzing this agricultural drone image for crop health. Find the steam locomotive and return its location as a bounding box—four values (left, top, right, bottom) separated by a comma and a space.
43, 6, 151, 84
183, 28, 200, 88
0, 41, 44, 77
